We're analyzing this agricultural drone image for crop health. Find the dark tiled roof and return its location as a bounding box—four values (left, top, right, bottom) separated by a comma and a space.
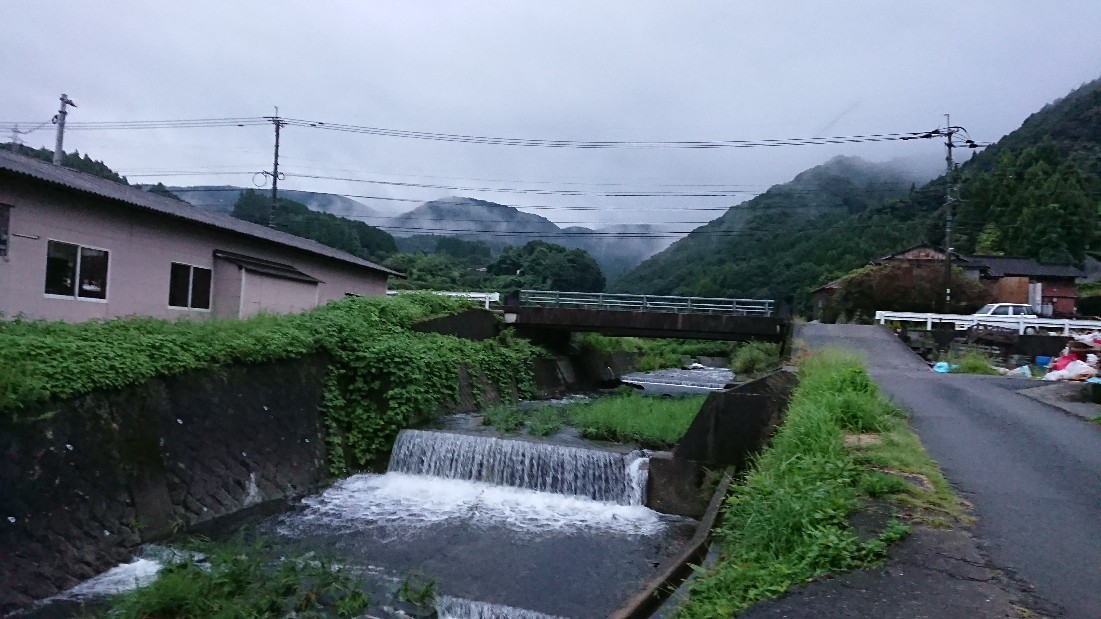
0, 150, 402, 277
966, 255, 1084, 279
214, 250, 323, 284
872, 244, 971, 264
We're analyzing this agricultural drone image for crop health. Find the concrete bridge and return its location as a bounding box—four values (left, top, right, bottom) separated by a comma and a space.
503, 290, 790, 342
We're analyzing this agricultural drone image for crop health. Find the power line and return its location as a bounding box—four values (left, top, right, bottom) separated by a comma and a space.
0, 115, 943, 149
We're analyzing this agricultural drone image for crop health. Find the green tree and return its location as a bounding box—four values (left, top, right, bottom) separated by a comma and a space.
487, 241, 606, 292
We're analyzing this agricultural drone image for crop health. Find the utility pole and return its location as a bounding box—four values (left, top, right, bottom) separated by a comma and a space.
9, 126, 20, 152
264, 110, 286, 228
941, 114, 958, 314
51, 94, 76, 165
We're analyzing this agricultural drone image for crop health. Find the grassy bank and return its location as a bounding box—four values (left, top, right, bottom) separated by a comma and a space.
483, 392, 705, 449
0, 294, 546, 473
568, 393, 703, 448
674, 349, 960, 617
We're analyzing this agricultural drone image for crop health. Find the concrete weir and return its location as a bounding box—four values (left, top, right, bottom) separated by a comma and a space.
266, 428, 693, 618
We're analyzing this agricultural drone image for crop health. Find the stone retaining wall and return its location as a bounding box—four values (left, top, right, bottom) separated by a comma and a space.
0, 355, 329, 613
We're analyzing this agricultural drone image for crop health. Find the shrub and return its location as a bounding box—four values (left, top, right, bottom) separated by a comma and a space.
1, 293, 546, 474
730, 341, 781, 375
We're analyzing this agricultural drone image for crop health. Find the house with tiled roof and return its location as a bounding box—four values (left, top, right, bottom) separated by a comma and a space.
871, 244, 1084, 317
0, 150, 402, 322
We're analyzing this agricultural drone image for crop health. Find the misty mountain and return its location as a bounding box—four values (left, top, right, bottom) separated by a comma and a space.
168, 186, 381, 221
612, 155, 931, 301
614, 76, 1101, 310
379, 196, 678, 278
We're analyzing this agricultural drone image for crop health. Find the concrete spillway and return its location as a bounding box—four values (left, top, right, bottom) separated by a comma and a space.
389, 429, 648, 505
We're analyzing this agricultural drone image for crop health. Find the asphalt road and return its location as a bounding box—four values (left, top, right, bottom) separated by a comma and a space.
800, 323, 1101, 618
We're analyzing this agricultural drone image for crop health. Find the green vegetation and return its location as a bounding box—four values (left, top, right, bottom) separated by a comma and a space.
397, 573, 437, 606
569, 393, 703, 448
674, 349, 954, 618
386, 239, 607, 295
480, 392, 702, 448
107, 540, 369, 618
613, 156, 926, 311
823, 264, 990, 322
10, 144, 130, 184
849, 419, 966, 525
730, 341, 782, 376
574, 333, 758, 372
233, 189, 398, 263
0, 294, 544, 473
946, 350, 999, 375
487, 240, 606, 292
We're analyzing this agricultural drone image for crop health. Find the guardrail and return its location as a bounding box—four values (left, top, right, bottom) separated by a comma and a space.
875, 310, 1101, 335
520, 290, 774, 316
387, 290, 500, 310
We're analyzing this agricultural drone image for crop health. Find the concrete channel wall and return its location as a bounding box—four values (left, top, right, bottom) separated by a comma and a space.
0, 355, 330, 613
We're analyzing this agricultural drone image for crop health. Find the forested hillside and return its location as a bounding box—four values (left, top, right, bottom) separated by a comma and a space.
612, 156, 931, 305
614, 77, 1101, 310
233, 189, 397, 263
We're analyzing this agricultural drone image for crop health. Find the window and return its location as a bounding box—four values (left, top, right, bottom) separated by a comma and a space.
991, 305, 1010, 315
44, 240, 108, 300
0, 204, 10, 258
169, 262, 212, 309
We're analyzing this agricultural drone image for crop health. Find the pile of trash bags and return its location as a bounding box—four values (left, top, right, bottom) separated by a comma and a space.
1041, 332, 1101, 381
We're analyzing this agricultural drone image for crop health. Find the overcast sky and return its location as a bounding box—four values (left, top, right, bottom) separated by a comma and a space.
3, 1, 1100, 229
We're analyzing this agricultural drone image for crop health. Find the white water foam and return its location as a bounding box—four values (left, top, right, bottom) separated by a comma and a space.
437, 595, 567, 619
49, 558, 163, 600
279, 472, 667, 537
390, 430, 648, 505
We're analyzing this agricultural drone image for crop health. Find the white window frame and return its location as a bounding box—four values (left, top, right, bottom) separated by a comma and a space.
43, 238, 110, 303
168, 262, 213, 311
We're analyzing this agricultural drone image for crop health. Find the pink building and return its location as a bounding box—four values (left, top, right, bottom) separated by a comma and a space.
0, 151, 401, 322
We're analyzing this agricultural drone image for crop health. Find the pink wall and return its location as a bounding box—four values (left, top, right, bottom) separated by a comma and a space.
0, 179, 389, 322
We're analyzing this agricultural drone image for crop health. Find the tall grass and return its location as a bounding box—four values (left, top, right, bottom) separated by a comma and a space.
568, 393, 704, 448
674, 349, 909, 618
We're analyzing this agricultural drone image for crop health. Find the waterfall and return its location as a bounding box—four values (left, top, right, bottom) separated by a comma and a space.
389, 429, 648, 506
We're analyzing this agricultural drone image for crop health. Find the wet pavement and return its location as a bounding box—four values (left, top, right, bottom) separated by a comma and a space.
797, 323, 1101, 618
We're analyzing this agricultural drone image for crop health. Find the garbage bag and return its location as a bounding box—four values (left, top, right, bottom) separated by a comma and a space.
1007, 365, 1032, 378
1043, 360, 1098, 381
932, 361, 950, 373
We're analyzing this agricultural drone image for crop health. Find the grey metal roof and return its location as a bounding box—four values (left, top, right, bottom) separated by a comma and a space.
967, 255, 1085, 279
0, 150, 403, 277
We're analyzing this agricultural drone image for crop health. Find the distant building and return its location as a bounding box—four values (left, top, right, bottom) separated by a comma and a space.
0, 151, 401, 322
869, 244, 1084, 317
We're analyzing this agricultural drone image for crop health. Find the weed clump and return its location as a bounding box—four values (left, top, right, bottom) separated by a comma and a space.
730, 341, 782, 375
108, 540, 369, 618
569, 393, 703, 448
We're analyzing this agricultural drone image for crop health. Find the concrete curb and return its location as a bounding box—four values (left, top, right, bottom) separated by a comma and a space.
608, 466, 735, 619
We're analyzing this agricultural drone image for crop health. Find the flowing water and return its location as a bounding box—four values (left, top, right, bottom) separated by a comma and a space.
39, 428, 694, 618
389, 429, 648, 505
268, 428, 693, 617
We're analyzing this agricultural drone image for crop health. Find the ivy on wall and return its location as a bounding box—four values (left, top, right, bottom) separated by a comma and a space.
0, 293, 544, 473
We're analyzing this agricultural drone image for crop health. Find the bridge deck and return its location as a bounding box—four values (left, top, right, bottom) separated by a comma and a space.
505, 306, 788, 342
